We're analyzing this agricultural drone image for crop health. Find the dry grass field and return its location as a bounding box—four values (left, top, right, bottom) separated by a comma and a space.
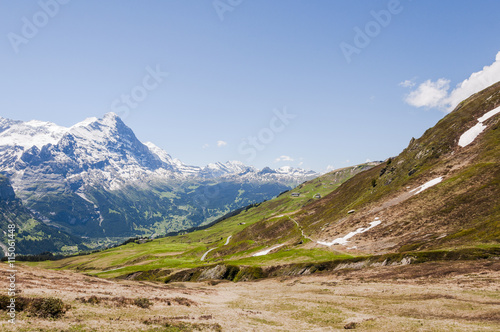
1, 259, 499, 331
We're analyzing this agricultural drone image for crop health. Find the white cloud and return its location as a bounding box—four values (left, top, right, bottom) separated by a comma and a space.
399, 79, 416, 88
216, 140, 227, 147
202, 143, 209, 149
404, 51, 500, 112
405, 78, 450, 109
274, 155, 294, 162
324, 165, 336, 173
447, 52, 500, 110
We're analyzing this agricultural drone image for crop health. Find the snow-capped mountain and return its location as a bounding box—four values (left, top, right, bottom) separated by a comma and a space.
0, 113, 316, 191
0, 113, 318, 239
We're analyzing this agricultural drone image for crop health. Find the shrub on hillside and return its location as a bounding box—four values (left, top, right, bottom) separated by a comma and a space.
1, 296, 67, 318
0, 295, 10, 310
133, 297, 152, 309
76, 295, 102, 305
28, 297, 68, 318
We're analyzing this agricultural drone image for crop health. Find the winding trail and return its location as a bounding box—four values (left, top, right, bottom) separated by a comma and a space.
200, 235, 233, 261
288, 216, 313, 241
200, 248, 216, 261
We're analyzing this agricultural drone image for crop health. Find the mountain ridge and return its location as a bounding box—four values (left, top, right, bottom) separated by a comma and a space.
0, 112, 317, 189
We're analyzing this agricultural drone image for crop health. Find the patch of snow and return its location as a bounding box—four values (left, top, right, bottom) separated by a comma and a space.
201, 248, 216, 261
317, 219, 382, 247
224, 235, 232, 246
410, 177, 443, 195
101, 267, 125, 273
144, 141, 176, 166
478, 106, 500, 122
252, 244, 285, 257
347, 246, 357, 250
76, 192, 93, 204
0, 120, 68, 149
459, 106, 500, 147
71, 116, 98, 128
458, 123, 487, 147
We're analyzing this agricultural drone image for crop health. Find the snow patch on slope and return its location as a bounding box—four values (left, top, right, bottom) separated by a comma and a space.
71, 117, 98, 128
252, 244, 285, 257
478, 105, 500, 122
458, 123, 487, 147
459, 106, 500, 147
410, 177, 443, 195
317, 218, 381, 247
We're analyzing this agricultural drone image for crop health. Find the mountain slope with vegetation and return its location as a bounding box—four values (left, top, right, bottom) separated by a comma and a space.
0, 175, 85, 255
295, 81, 500, 254
29, 163, 378, 275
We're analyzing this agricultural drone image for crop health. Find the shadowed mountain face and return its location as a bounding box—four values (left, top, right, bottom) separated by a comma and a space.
0, 175, 85, 255
0, 113, 318, 241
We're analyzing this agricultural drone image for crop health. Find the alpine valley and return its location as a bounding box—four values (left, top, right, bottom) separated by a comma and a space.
0, 113, 323, 254
8, 82, 499, 332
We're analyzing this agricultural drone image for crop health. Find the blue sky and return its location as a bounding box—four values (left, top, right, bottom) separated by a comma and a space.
1, 0, 499, 172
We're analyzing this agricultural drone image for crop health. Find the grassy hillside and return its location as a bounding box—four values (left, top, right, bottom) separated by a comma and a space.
28, 163, 377, 277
